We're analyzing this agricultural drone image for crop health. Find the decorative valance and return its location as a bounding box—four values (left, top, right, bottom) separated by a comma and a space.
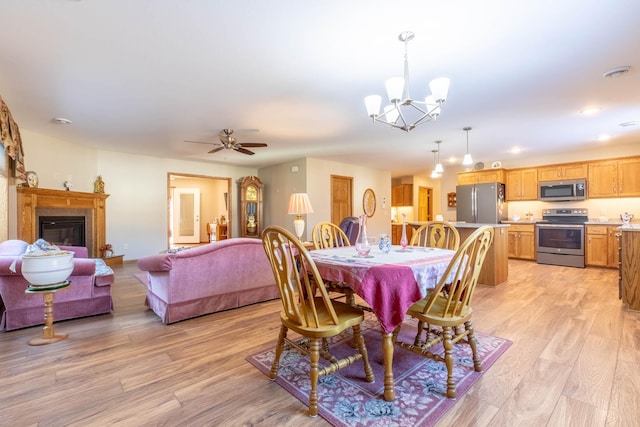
0, 95, 26, 180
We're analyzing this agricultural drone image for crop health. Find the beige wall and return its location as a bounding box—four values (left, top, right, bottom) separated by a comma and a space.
12, 129, 258, 259
260, 157, 391, 241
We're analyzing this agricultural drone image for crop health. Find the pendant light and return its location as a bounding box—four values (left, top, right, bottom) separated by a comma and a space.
434, 140, 444, 173
462, 126, 473, 166
430, 149, 440, 178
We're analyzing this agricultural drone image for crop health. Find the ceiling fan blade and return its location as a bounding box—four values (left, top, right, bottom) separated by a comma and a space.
234, 147, 255, 155
185, 140, 216, 145
208, 146, 226, 154
238, 143, 268, 148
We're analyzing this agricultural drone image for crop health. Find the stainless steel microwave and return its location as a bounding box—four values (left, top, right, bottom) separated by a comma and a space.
539, 179, 587, 202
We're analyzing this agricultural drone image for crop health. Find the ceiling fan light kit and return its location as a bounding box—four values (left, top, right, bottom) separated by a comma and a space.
365, 31, 450, 132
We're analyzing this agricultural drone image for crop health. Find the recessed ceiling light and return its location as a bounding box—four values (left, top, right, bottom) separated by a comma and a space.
597, 134, 611, 141
580, 107, 601, 115
603, 66, 631, 78
53, 117, 72, 124
510, 147, 521, 154
619, 120, 639, 127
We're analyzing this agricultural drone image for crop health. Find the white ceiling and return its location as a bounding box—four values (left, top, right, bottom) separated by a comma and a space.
1, 1, 639, 177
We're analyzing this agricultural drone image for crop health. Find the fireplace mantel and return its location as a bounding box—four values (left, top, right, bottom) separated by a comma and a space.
17, 187, 109, 258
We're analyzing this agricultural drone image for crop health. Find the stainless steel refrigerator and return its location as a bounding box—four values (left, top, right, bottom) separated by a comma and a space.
456, 182, 508, 224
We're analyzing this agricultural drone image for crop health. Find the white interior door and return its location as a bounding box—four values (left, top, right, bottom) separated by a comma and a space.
172, 188, 200, 244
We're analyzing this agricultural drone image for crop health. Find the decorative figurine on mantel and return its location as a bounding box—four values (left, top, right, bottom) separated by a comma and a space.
25, 171, 39, 188
94, 175, 105, 194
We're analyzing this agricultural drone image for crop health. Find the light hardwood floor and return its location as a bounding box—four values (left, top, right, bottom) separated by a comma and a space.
0, 260, 638, 426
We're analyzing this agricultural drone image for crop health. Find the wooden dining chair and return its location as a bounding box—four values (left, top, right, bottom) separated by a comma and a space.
311, 222, 356, 306
410, 220, 460, 250
410, 220, 461, 342
261, 225, 375, 417
392, 225, 494, 399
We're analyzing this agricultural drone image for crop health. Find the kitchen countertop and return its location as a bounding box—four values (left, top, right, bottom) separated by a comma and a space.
501, 220, 537, 224
408, 221, 510, 229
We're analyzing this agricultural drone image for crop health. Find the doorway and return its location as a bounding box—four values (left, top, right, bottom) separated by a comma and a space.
330, 175, 353, 225
171, 188, 200, 244
167, 173, 232, 248
418, 186, 433, 221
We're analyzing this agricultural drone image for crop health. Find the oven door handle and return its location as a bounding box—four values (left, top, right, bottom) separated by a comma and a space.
536, 224, 585, 229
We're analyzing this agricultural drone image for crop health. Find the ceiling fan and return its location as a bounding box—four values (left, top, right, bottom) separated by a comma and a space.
186, 129, 267, 155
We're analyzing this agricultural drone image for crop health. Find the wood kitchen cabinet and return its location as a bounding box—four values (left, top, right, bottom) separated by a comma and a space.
457, 169, 506, 185
391, 184, 413, 206
588, 157, 640, 198
391, 223, 413, 245
458, 169, 505, 185
620, 229, 640, 310
586, 225, 619, 268
507, 223, 536, 260
537, 162, 587, 181
506, 168, 538, 201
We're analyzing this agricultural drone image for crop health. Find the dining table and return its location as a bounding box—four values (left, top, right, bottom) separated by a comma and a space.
309, 244, 456, 401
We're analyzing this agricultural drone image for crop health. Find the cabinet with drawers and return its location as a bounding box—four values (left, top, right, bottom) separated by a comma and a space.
507, 223, 536, 260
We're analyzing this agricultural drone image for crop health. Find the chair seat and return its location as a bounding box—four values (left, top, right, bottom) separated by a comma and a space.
407, 295, 473, 327
281, 298, 365, 338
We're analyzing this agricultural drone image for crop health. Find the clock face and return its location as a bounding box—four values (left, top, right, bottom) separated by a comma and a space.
246, 186, 258, 201
363, 188, 376, 217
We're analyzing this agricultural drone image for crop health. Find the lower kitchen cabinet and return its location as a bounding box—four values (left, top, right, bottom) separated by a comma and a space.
586, 225, 620, 268
507, 223, 536, 260
391, 223, 413, 245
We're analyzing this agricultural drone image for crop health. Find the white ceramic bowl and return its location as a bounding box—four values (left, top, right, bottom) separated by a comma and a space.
512, 215, 521, 221
21, 252, 74, 286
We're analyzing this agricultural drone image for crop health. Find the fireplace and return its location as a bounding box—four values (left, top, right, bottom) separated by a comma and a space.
17, 187, 109, 258
39, 216, 86, 247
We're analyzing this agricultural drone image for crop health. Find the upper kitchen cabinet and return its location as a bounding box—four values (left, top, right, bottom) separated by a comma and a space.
537, 162, 587, 181
506, 168, 538, 201
588, 157, 640, 198
391, 184, 413, 206
457, 169, 506, 185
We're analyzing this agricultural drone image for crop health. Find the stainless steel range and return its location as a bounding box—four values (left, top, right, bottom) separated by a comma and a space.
536, 208, 588, 268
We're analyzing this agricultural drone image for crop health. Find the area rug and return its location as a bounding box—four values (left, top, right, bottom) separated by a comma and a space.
247, 315, 511, 426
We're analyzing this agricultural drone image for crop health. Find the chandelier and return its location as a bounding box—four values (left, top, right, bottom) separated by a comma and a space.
365, 31, 450, 132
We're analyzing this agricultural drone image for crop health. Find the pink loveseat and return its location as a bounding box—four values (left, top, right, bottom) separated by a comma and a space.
0, 240, 114, 331
136, 238, 279, 324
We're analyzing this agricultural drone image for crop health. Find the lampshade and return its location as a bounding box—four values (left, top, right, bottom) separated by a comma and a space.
287, 193, 314, 216
288, 193, 314, 240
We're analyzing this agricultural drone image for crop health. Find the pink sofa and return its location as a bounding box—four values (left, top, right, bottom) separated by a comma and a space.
136, 238, 279, 324
0, 240, 114, 331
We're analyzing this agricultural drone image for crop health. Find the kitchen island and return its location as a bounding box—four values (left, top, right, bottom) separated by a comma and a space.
620, 227, 640, 311
408, 222, 510, 286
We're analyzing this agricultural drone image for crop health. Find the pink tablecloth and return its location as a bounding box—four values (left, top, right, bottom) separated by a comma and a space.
310, 246, 455, 333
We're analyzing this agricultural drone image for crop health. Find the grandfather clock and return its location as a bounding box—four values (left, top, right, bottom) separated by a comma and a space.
238, 176, 263, 238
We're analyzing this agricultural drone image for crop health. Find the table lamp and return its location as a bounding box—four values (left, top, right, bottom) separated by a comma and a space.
287, 193, 314, 240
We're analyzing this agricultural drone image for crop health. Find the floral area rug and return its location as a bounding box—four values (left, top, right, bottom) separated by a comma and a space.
246, 314, 511, 426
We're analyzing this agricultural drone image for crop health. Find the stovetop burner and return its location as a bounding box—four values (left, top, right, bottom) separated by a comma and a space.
539, 208, 588, 224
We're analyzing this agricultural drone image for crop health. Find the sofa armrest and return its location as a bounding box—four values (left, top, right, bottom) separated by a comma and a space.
59, 245, 89, 258
71, 258, 97, 276
137, 254, 173, 272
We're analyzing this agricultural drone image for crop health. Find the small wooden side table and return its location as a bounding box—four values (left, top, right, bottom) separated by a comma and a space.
102, 254, 124, 267
25, 281, 70, 346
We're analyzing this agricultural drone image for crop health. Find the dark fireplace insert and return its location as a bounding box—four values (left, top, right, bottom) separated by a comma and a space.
39, 216, 86, 247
